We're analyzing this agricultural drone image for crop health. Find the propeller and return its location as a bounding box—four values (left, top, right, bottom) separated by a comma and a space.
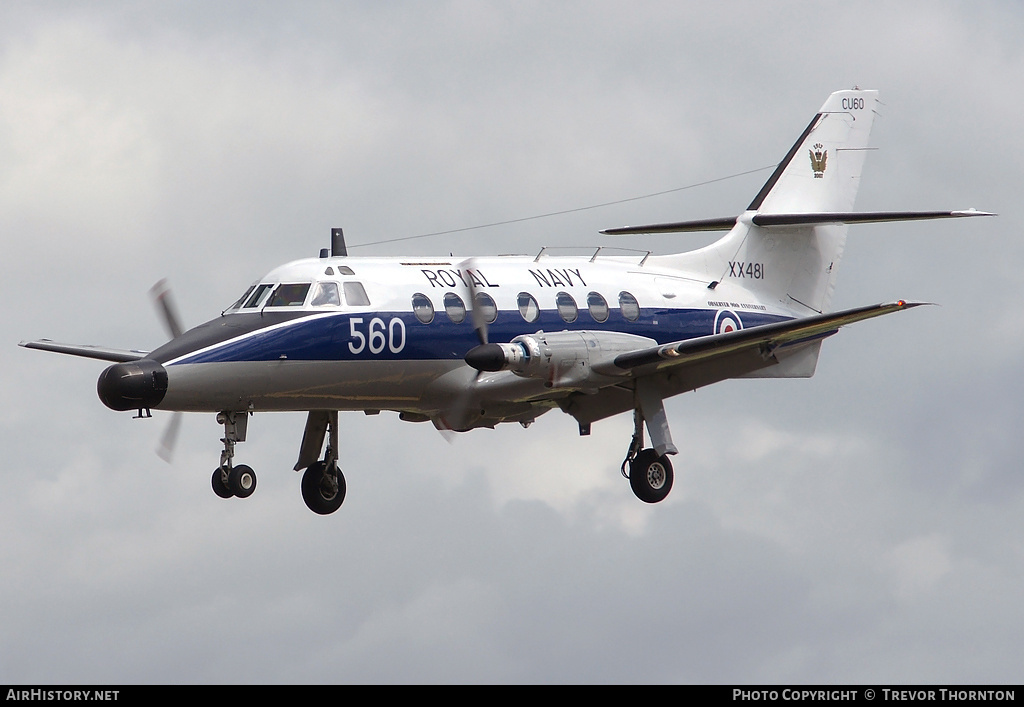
150, 279, 184, 340
156, 410, 182, 463
149, 279, 184, 462
436, 259, 494, 436
464, 258, 490, 347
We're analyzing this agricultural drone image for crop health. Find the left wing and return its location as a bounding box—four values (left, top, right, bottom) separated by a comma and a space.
613, 300, 927, 374
19, 339, 149, 363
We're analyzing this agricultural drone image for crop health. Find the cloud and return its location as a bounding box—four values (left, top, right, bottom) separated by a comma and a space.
2, 0, 1022, 684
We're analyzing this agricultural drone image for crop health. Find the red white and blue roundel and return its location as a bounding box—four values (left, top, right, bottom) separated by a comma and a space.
714, 309, 743, 335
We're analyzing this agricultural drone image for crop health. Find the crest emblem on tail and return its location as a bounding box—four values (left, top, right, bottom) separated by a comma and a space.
809, 142, 827, 177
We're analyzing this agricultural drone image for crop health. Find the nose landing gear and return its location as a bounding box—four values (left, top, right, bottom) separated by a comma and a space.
211, 410, 257, 500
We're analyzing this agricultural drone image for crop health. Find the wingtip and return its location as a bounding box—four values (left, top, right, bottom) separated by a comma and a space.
893, 299, 934, 310
952, 209, 997, 218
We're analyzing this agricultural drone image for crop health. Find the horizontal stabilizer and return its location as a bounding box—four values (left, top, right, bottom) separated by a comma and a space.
614, 300, 927, 372
600, 216, 738, 235
601, 209, 994, 235
19, 339, 148, 363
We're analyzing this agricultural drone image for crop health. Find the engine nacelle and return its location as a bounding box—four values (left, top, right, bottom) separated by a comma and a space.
464, 330, 656, 389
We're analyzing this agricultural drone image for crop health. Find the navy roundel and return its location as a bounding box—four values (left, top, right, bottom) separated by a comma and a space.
714, 309, 743, 335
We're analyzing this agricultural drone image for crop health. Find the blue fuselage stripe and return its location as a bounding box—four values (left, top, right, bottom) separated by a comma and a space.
167, 308, 791, 365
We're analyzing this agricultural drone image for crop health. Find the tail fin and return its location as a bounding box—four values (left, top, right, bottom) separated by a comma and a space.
747, 89, 879, 215
631, 89, 881, 314
711, 88, 879, 313
607, 89, 991, 313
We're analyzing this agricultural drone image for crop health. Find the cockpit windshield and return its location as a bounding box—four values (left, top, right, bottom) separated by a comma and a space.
243, 283, 274, 309
267, 283, 311, 307
310, 282, 341, 306
227, 278, 365, 311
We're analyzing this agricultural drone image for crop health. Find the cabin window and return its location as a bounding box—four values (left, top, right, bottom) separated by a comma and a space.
268, 283, 311, 307
311, 282, 341, 307
619, 291, 640, 321
343, 282, 370, 306
444, 292, 466, 323
517, 292, 539, 323
336, 265, 355, 276
555, 291, 578, 323
243, 283, 274, 309
412, 293, 434, 324
473, 292, 497, 324
587, 292, 609, 323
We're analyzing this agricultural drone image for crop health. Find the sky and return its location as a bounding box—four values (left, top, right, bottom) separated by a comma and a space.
1, 0, 1022, 685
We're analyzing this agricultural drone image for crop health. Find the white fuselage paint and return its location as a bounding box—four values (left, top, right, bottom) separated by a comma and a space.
153, 252, 796, 416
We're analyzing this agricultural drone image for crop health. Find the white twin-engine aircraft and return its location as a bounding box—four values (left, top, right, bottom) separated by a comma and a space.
21, 89, 991, 514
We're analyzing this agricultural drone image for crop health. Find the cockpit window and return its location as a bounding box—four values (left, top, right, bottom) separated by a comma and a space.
243, 283, 274, 309
311, 282, 341, 307
229, 285, 256, 311
267, 283, 311, 307
343, 281, 370, 306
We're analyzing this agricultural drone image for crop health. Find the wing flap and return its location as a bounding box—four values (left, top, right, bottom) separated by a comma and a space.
614, 300, 927, 372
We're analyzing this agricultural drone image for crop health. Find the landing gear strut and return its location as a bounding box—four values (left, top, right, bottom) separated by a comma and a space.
211, 410, 257, 499
295, 410, 347, 515
621, 388, 676, 504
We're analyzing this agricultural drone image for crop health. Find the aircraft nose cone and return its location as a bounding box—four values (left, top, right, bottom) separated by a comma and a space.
97, 359, 168, 411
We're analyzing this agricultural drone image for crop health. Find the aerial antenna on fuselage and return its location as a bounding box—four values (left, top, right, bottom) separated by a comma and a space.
331, 227, 348, 257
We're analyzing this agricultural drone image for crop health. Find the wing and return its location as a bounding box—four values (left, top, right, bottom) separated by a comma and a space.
558, 300, 927, 428
19, 339, 149, 363
614, 300, 926, 374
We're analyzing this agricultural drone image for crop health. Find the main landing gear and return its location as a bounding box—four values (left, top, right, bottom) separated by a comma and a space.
294, 410, 346, 515
620, 383, 677, 504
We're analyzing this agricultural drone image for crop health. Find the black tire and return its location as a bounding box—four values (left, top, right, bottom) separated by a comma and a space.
229, 464, 257, 498
212, 467, 234, 499
301, 461, 346, 515
629, 449, 674, 503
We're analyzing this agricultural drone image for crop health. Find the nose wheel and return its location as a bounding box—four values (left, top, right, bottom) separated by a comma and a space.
211, 410, 257, 501
212, 464, 257, 499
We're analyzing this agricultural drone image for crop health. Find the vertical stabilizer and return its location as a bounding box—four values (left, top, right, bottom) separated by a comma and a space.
748, 89, 879, 215
664, 89, 880, 314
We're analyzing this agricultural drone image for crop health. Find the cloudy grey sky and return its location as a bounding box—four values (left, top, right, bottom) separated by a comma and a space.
2, 0, 1022, 684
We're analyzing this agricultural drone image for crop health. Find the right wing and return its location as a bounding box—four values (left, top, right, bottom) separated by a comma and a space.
614, 300, 927, 374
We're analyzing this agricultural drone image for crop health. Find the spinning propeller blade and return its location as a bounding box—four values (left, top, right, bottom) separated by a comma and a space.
461, 258, 490, 346
149, 279, 186, 462
157, 412, 183, 463
435, 259, 496, 436
150, 279, 184, 340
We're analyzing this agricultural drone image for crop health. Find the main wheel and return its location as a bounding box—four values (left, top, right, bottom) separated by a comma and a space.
228, 464, 257, 498
212, 467, 233, 499
301, 461, 346, 515
629, 449, 674, 504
